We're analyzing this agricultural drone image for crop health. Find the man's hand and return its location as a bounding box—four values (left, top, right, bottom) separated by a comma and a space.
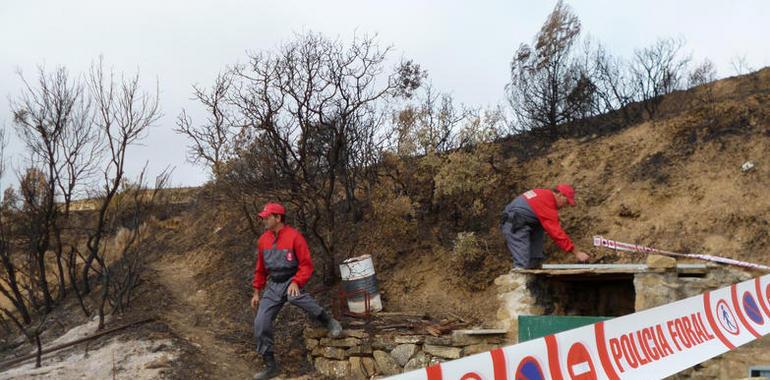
287, 282, 300, 297
574, 250, 590, 263
250, 291, 260, 310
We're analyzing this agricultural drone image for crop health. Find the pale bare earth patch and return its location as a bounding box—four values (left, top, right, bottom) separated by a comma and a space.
1, 319, 178, 380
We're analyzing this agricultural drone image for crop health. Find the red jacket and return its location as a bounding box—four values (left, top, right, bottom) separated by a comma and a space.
252, 225, 314, 290
522, 189, 575, 253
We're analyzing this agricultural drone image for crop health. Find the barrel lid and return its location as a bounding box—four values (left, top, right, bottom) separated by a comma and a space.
342, 254, 372, 264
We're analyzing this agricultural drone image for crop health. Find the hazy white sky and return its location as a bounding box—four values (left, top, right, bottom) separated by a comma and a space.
1, 0, 768, 190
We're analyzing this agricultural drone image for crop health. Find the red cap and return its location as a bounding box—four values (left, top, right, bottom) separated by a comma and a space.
258, 202, 286, 218
555, 184, 576, 206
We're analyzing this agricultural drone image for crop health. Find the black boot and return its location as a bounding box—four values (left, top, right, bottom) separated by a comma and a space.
317, 311, 343, 338
254, 352, 279, 380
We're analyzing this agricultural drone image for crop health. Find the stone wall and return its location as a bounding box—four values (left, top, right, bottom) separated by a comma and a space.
303, 327, 507, 378
494, 271, 546, 342
634, 258, 760, 379
495, 257, 755, 342
634, 257, 752, 311
304, 259, 755, 378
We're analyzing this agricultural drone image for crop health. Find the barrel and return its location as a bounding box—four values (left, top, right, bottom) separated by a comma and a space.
339, 254, 383, 313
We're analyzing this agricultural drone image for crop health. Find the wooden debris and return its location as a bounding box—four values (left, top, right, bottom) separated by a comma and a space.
425, 325, 441, 337
379, 323, 413, 330
376, 312, 427, 319
452, 329, 507, 335
448, 312, 467, 324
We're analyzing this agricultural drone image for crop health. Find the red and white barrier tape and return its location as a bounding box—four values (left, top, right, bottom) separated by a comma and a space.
389, 274, 770, 379
592, 236, 770, 272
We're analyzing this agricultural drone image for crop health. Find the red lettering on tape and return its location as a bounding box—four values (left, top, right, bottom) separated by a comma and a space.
667, 320, 682, 351
681, 315, 701, 346
641, 328, 660, 360
634, 330, 651, 365
655, 324, 675, 357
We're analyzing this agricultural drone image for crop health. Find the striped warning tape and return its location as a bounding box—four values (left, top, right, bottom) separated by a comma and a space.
388, 274, 770, 379
592, 236, 770, 272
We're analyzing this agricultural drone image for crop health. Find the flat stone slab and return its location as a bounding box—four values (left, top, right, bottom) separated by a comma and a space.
342, 329, 369, 339
394, 335, 424, 344
423, 344, 462, 359
515, 263, 708, 276
452, 329, 507, 335
320, 337, 362, 348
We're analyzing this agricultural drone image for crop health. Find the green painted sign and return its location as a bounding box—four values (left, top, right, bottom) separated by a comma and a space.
518, 315, 612, 342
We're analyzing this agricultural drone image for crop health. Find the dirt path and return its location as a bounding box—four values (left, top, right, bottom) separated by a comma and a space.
152, 258, 256, 380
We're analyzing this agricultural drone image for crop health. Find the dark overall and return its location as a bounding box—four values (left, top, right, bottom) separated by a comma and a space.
500, 195, 545, 269
253, 244, 324, 355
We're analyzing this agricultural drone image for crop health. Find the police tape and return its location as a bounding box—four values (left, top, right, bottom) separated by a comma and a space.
388, 274, 770, 379
592, 235, 770, 272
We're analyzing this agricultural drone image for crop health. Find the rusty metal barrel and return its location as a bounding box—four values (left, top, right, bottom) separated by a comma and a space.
339, 254, 383, 313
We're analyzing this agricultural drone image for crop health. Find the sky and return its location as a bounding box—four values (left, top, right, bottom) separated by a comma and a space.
1, 0, 768, 191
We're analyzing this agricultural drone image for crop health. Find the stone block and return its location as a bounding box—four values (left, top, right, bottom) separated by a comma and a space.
312, 346, 348, 360
347, 343, 373, 356
373, 350, 401, 375
494, 272, 533, 293
305, 338, 319, 350
304, 326, 330, 339
344, 329, 369, 339
647, 254, 676, 270
634, 272, 679, 310
390, 344, 418, 367
423, 344, 462, 359
462, 343, 498, 356
404, 351, 431, 371
321, 337, 362, 348
394, 335, 424, 344
361, 357, 376, 377
372, 335, 397, 351
450, 332, 504, 347
349, 357, 368, 380
315, 357, 351, 378
424, 336, 452, 346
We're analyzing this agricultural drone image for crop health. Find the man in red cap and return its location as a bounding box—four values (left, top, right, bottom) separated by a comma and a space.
250, 202, 342, 380
500, 184, 590, 269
